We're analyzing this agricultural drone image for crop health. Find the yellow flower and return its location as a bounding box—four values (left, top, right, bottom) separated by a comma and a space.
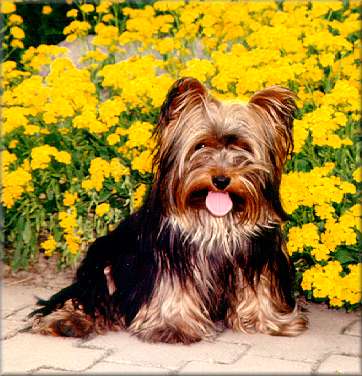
96, 203, 110, 216
63, 20, 91, 38
63, 192, 78, 206
42, 5, 52, 15
30, 145, 57, 169
10, 26, 25, 39
133, 184, 147, 210
1, 1, 16, 14
281, 164, 355, 214
41, 235, 57, 257
98, 97, 126, 126
54, 151, 72, 165
3, 150, 17, 172
73, 109, 108, 133
131, 149, 153, 174
65, 234, 81, 254
59, 209, 77, 232
10, 39, 24, 49
81, 49, 108, 63
329, 297, 343, 307
30, 146, 71, 169
2, 167, 32, 208
287, 223, 320, 255
125, 121, 154, 149
80, 3, 94, 13
8, 14, 23, 24
352, 166, 361, 183
110, 158, 130, 182
66, 9, 78, 18
302, 262, 361, 306
102, 14, 114, 23
180, 58, 216, 82
97, 1, 112, 13
8, 140, 18, 149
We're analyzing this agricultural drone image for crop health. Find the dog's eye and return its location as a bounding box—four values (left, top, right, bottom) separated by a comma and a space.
241, 143, 253, 154
195, 143, 206, 151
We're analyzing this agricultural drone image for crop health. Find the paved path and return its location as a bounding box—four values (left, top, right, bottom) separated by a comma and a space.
1, 282, 361, 375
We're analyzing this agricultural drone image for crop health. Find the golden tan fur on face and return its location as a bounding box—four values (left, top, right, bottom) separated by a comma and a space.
154, 79, 295, 230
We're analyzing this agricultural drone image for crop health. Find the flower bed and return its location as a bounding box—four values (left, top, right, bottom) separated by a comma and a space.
1, 0, 361, 309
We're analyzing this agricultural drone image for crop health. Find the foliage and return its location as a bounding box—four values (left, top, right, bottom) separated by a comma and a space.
1, 0, 361, 310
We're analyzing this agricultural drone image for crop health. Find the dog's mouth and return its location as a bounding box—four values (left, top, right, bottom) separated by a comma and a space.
188, 190, 244, 217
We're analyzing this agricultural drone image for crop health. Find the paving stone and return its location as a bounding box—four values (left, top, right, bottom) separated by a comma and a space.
305, 304, 360, 335
2, 283, 361, 375
218, 329, 360, 363
1, 285, 55, 317
83, 331, 248, 370
316, 354, 361, 375
2, 333, 106, 373
344, 319, 362, 337
84, 361, 170, 374
34, 368, 74, 374
216, 304, 360, 363
179, 355, 312, 374
1, 319, 29, 339
4, 305, 34, 322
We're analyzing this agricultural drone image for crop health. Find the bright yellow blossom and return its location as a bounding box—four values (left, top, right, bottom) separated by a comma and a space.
352, 167, 361, 183
41, 235, 57, 257
1, 1, 16, 14
42, 5, 52, 15
10, 26, 24, 39
66, 9, 78, 18
63, 192, 78, 206
80, 3, 94, 13
132, 184, 147, 210
8, 14, 23, 25
95, 203, 110, 216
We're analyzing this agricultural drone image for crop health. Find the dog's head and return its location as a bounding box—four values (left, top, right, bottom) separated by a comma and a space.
153, 77, 296, 226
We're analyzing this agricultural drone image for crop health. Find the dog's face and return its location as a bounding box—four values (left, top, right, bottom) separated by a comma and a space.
154, 78, 296, 226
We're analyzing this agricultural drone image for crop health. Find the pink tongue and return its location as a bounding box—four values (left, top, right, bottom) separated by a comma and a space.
206, 191, 233, 217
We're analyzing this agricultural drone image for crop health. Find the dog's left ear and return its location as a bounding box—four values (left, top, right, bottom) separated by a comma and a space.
248, 86, 296, 168
157, 77, 208, 130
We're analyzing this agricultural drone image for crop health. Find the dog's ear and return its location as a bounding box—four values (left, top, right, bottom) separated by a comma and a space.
157, 77, 207, 130
248, 85, 296, 167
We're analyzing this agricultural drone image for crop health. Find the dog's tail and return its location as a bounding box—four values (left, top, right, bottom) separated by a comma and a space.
28, 282, 80, 319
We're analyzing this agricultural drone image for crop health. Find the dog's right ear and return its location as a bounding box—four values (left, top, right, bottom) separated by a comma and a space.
157, 77, 207, 130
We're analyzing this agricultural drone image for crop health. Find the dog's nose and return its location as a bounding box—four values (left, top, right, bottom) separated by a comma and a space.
212, 175, 231, 190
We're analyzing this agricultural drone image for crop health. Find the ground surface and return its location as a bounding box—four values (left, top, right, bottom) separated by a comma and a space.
1, 260, 361, 375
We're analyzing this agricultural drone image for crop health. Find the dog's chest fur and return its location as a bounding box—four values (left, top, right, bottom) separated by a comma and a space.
161, 213, 245, 311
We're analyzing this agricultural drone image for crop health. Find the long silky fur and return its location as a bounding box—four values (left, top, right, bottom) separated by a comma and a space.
30, 77, 307, 341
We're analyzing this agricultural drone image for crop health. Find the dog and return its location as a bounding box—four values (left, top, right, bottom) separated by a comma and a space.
30, 77, 308, 344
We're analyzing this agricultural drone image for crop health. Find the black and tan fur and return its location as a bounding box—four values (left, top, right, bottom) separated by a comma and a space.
30, 77, 308, 343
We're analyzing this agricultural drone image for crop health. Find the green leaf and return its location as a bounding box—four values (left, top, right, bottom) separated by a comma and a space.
22, 221, 32, 244
334, 248, 357, 264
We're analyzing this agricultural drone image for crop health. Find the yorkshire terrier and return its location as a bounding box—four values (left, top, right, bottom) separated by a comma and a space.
30, 77, 308, 343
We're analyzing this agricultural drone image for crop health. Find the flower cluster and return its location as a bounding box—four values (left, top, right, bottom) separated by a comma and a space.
1, 1, 361, 309
58, 208, 81, 255
302, 262, 361, 307
1, 1, 25, 52
81, 157, 129, 192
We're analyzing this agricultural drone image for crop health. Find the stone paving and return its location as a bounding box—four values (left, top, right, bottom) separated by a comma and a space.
1, 282, 361, 375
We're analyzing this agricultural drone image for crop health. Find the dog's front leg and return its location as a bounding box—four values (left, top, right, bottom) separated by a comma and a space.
128, 275, 216, 344
226, 271, 308, 336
